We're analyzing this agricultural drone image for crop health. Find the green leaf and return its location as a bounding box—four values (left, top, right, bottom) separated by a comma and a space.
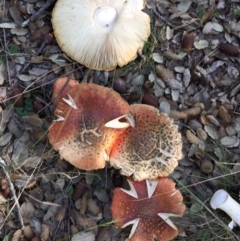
67, 186, 74, 196
3, 235, 9, 241
190, 202, 202, 213
95, 185, 102, 192
197, 10, 205, 19
235, 8, 240, 16
214, 12, 220, 18
9, 45, 18, 54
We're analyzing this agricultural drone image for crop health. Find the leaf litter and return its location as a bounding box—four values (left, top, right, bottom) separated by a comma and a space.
0, 0, 240, 240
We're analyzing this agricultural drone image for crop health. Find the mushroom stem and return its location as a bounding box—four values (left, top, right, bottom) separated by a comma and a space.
94, 6, 118, 28
210, 189, 240, 229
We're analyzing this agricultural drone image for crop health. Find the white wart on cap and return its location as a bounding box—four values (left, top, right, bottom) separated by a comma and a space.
52, 0, 150, 71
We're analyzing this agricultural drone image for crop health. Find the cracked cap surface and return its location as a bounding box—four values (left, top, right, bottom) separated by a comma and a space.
111, 177, 185, 241
109, 104, 182, 180
48, 81, 131, 170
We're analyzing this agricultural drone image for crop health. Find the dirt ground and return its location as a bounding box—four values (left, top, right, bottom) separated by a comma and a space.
1, 0, 240, 240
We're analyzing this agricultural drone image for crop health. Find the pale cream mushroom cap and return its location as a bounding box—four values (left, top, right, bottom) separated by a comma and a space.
52, 0, 150, 71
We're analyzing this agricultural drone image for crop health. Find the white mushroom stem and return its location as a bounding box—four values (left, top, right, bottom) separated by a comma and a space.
210, 189, 240, 229
94, 6, 117, 28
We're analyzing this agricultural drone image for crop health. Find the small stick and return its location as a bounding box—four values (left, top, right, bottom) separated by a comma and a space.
152, 7, 175, 28
21, 0, 55, 27
0, 158, 25, 230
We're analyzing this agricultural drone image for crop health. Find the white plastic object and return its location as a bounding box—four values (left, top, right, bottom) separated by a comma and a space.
210, 189, 240, 229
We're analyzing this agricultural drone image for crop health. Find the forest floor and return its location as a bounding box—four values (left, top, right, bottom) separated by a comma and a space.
1, 0, 240, 241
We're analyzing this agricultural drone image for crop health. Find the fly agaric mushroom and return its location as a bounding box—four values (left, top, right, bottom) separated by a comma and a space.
109, 104, 182, 181
111, 177, 185, 241
52, 0, 150, 71
48, 82, 134, 170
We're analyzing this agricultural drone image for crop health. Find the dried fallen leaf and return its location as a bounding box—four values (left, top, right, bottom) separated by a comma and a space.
22, 156, 41, 169
11, 28, 29, 35
156, 64, 174, 80
21, 201, 35, 220
186, 130, 200, 145
71, 231, 95, 241
0, 194, 7, 205
204, 125, 219, 140
0, 23, 17, 28
76, 214, 98, 235
218, 105, 231, 124
202, 22, 223, 34
194, 40, 209, 49
177, 0, 192, 13
220, 136, 239, 148
23, 225, 34, 240
164, 51, 187, 60
55, 205, 66, 222
93, 189, 109, 203
0, 132, 12, 146
87, 198, 101, 216
41, 224, 50, 241
43, 204, 58, 220
80, 193, 87, 214
151, 53, 164, 63
166, 26, 173, 40
18, 74, 36, 81
11, 229, 22, 241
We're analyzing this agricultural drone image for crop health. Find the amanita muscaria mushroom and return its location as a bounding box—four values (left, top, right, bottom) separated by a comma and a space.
52, 0, 150, 71
109, 104, 182, 181
48, 79, 134, 170
111, 177, 185, 241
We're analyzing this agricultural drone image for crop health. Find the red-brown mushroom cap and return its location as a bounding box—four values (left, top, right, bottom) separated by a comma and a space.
109, 104, 182, 181
48, 82, 133, 170
52, 77, 79, 105
111, 177, 185, 241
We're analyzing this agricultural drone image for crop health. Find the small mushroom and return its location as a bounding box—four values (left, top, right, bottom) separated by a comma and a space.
111, 177, 185, 241
52, 0, 150, 71
48, 82, 134, 170
109, 104, 182, 181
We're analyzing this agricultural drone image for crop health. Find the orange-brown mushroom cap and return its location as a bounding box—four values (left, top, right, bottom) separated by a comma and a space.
111, 177, 185, 241
48, 82, 132, 170
52, 77, 79, 105
109, 104, 182, 181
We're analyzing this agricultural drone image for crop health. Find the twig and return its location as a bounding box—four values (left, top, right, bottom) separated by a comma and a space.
35, 41, 47, 55
21, 0, 56, 27
152, 7, 175, 28
175, 121, 196, 135
0, 158, 25, 230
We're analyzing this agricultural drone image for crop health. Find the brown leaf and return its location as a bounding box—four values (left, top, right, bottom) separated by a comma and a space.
218, 105, 231, 124
21, 201, 35, 220
76, 214, 98, 236
156, 64, 174, 81
55, 205, 66, 222
186, 130, 200, 145
41, 224, 50, 241
11, 229, 22, 241
23, 225, 34, 240
87, 198, 101, 216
